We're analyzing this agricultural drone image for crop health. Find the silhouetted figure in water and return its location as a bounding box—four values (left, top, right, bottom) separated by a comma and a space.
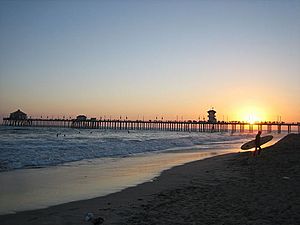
254, 131, 262, 156
56, 133, 59, 137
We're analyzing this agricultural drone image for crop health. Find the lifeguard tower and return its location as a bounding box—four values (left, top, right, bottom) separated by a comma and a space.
207, 108, 217, 123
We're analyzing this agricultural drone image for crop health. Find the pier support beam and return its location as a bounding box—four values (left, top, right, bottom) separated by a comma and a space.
231, 124, 236, 133
240, 124, 244, 133
267, 124, 272, 133
277, 125, 281, 134
288, 125, 291, 133
249, 124, 253, 133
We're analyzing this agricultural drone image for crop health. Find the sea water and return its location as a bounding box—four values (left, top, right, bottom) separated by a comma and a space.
0, 126, 284, 214
0, 126, 253, 172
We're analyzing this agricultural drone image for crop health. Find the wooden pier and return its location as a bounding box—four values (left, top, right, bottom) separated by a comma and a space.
2, 117, 300, 134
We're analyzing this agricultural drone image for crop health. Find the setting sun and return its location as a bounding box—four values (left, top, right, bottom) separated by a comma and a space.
246, 114, 259, 124
236, 105, 266, 123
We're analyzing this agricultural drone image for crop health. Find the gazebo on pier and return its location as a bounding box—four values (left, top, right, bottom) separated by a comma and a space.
9, 109, 27, 120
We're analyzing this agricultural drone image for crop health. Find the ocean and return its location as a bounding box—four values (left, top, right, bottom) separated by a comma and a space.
0, 126, 253, 172
0, 126, 284, 214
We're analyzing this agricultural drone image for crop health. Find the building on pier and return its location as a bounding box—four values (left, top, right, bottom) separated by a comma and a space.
76, 115, 87, 121
9, 109, 27, 120
207, 108, 217, 123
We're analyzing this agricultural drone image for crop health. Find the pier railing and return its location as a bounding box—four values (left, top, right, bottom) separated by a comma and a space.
2, 118, 300, 133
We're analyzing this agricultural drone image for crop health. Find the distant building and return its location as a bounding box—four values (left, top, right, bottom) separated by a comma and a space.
76, 115, 87, 121
207, 109, 217, 123
9, 109, 27, 120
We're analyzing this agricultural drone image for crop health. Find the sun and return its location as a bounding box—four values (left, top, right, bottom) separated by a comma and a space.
247, 114, 259, 124
236, 105, 266, 123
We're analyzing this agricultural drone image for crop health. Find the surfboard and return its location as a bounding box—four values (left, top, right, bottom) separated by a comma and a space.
241, 135, 273, 150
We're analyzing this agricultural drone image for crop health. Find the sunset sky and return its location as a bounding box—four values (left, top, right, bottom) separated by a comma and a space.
0, 0, 299, 122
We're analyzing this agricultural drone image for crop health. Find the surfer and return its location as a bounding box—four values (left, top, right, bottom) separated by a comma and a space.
254, 131, 262, 156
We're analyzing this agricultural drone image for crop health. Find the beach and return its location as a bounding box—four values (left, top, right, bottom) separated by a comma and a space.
0, 133, 299, 225
0, 127, 251, 215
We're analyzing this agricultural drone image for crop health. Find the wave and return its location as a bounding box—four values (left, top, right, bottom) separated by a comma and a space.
0, 127, 251, 172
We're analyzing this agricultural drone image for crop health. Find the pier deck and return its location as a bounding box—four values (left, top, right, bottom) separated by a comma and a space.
2, 118, 299, 133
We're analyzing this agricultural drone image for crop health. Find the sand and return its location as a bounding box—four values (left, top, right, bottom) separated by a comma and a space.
0, 133, 299, 225
0, 150, 231, 215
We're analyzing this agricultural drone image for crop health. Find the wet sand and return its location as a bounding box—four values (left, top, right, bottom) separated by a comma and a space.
0, 133, 299, 225
0, 149, 235, 215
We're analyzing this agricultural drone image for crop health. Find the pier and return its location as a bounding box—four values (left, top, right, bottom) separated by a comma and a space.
2, 117, 300, 134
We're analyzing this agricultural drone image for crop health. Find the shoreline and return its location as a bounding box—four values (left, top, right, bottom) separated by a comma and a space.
0, 147, 239, 215
1, 134, 299, 224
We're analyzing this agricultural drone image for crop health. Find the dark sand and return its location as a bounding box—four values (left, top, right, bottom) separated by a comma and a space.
1, 134, 299, 225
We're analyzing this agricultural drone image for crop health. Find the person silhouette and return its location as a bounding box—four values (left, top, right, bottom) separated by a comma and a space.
253, 130, 262, 156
